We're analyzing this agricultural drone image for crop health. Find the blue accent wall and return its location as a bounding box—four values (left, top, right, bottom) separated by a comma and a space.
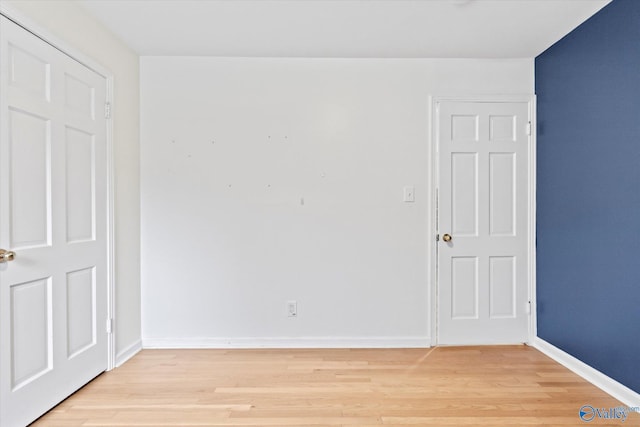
536, 0, 640, 393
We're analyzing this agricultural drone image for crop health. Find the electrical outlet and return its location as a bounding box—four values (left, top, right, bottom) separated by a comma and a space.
287, 301, 297, 317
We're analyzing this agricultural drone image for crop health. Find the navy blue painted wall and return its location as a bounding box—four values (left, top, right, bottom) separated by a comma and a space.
536, 0, 640, 393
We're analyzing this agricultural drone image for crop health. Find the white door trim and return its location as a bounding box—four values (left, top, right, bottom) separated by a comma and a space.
429, 94, 537, 346
0, 4, 117, 370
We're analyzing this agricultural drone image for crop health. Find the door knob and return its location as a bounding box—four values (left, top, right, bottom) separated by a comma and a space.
0, 249, 16, 263
442, 234, 452, 242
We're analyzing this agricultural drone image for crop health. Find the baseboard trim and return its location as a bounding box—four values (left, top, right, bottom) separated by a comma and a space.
532, 337, 640, 407
115, 339, 142, 367
142, 336, 431, 349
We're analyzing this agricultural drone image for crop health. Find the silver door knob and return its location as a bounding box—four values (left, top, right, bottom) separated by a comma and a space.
0, 249, 16, 263
442, 234, 452, 242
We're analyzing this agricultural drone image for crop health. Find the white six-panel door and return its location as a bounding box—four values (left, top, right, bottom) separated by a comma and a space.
0, 16, 108, 427
436, 99, 530, 345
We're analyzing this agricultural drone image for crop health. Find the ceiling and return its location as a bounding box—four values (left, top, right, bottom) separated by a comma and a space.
79, 0, 611, 58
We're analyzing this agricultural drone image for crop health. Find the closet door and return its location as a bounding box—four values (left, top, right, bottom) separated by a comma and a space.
0, 15, 109, 427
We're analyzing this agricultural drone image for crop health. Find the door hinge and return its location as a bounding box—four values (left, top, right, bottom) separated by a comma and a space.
526, 301, 532, 315
526, 121, 532, 136
436, 234, 440, 241
104, 102, 111, 119
106, 318, 113, 334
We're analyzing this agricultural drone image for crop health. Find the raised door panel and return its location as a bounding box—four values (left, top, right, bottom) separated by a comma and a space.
489, 153, 516, 236
66, 267, 96, 358
489, 115, 516, 142
451, 153, 478, 237
489, 256, 516, 319
451, 257, 478, 319
8, 43, 50, 101
65, 127, 95, 243
8, 109, 52, 249
451, 114, 479, 142
10, 278, 53, 390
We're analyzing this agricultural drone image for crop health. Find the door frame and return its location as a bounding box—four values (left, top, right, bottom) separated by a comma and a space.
429, 94, 537, 346
0, 4, 117, 370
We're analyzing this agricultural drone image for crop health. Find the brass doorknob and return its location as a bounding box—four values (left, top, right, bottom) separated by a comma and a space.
442, 234, 452, 242
0, 249, 16, 263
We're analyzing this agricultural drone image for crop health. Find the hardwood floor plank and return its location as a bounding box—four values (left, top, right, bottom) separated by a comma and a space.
32, 346, 640, 426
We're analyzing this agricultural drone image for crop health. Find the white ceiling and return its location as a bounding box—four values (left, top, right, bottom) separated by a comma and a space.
79, 0, 610, 58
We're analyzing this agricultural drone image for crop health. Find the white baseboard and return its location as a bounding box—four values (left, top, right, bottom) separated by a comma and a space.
142, 336, 431, 349
532, 337, 640, 407
115, 339, 142, 367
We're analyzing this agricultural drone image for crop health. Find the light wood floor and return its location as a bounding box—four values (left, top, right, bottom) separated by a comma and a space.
33, 346, 639, 426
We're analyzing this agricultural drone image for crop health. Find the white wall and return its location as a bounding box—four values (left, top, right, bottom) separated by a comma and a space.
4, 1, 141, 360
141, 57, 533, 347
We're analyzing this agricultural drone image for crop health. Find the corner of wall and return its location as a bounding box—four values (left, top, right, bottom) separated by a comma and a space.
532, 337, 640, 408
